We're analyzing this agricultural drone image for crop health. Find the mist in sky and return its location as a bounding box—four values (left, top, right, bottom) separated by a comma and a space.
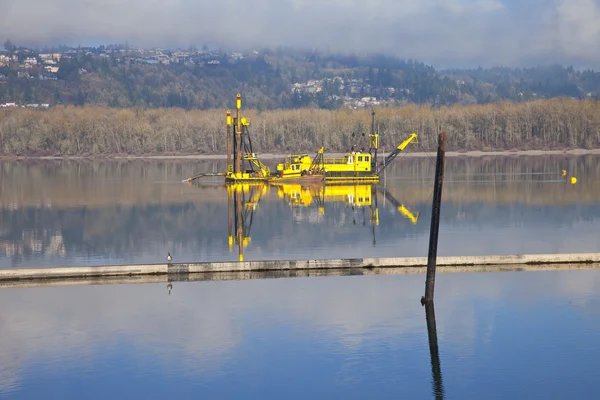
2, 0, 600, 68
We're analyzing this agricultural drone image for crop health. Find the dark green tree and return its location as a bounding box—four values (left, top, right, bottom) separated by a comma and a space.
4, 39, 14, 52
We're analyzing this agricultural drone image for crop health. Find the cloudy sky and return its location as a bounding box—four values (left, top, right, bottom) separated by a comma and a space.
2, 0, 600, 68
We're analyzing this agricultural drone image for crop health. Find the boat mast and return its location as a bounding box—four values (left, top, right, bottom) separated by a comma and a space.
226, 109, 232, 174
369, 109, 378, 173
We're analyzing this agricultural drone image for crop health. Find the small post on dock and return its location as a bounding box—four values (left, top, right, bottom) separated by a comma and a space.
422, 131, 447, 305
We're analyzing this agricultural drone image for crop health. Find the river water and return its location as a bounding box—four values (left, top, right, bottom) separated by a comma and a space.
1, 155, 600, 399
0, 155, 599, 268
2, 269, 600, 399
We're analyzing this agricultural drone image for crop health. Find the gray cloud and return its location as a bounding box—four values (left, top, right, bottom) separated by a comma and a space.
2, 0, 600, 68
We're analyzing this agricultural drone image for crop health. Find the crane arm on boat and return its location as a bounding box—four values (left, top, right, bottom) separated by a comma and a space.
375, 133, 418, 176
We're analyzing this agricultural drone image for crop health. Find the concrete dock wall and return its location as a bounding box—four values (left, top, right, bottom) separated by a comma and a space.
2, 262, 600, 289
1, 253, 600, 283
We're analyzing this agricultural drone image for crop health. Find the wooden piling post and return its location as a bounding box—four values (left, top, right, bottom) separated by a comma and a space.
422, 131, 446, 304
226, 110, 232, 173
235, 93, 242, 174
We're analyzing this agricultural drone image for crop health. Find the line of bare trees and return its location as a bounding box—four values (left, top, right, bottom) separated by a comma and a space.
0, 98, 599, 156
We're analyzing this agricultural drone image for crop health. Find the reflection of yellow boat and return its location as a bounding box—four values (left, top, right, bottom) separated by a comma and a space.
275, 184, 318, 208
275, 182, 419, 247
379, 189, 421, 225
276, 184, 374, 209
222, 181, 419, 261
275, 183, 420, 225
226, 182, 268, 261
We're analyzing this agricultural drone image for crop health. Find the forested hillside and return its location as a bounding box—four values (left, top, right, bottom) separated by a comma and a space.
1, 44, 600, 109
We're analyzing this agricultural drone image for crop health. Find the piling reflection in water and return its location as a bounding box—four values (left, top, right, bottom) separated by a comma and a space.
273, 183, 420, 246
226, 183, 268, 261
425, 301, 444, 400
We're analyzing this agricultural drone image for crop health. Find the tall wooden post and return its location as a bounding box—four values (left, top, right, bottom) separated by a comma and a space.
422, 131, 446, 304
235, 93, 242, 175
226, 110, 232, 173
425, 301, 444, 399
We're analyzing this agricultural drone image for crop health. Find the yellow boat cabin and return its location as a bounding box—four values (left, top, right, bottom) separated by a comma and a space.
275, 148, 377, 183
275, 153, 313, 178
320, 152, 374, 174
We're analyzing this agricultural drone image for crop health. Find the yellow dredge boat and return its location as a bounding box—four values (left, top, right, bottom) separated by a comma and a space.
272, 132, 418, 183
183, 93, 422, 261
184, 93, 418, 185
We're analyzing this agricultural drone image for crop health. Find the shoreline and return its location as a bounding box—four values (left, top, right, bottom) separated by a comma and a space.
1, 148, 600, 161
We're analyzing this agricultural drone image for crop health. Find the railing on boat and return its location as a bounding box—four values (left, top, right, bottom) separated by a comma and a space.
322, 157, 351, 165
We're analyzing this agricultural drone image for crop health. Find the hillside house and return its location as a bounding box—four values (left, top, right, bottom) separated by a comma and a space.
44, 66, 59, 73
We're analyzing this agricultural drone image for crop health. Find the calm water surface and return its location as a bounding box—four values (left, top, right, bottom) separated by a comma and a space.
2, 155, 600, 398
1, 269, 600, 399
0, 155, 599, 268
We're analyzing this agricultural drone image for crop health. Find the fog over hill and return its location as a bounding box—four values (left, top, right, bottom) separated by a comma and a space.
2, 0, 600, 69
